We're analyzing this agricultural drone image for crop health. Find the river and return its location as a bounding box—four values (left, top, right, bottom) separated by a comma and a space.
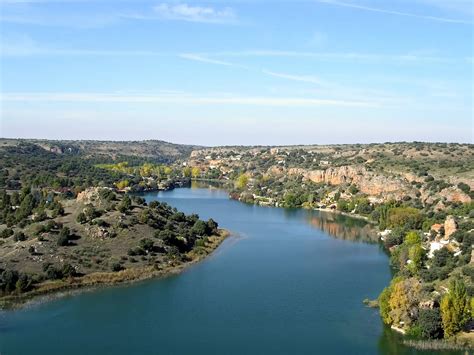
0, 184, 457, 354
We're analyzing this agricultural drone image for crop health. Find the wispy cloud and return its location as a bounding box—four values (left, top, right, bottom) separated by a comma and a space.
415, 0, 474, 16
184, 50, 465, 64
0, 92, 379, 108
179, 53, 241, 67
152, 3, 236, 24
317, 0, 473, 24
0, 2, 237, 27
0, 34, 170, 56
262, 69, 410, 106
263, 70, 325, 85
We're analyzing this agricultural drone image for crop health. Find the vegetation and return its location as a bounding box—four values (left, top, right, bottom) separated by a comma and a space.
1, 139, 473, 348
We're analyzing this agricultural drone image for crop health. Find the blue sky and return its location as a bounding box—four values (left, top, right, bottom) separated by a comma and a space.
0, 0, 472, 145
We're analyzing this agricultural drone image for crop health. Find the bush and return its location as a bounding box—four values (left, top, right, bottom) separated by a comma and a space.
76, 212, 87, 224
431, 248, 453, 268
139, 238, 154, 252
387, 207, 423, 229
0, 228, 14, 239
13, 231, 27, 242
57, 234, 69, 246
417, 308, 443, 339
111, 262, 122, 272
457, 182, 470, 194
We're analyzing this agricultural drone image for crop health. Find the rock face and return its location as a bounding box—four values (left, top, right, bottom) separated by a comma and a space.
431, 223, 443, 234
85, 225, 110, 239
286, 166, 412, 199
77, 187, 102, 204
77, 187, 113, 204
439, 187, 471, 204
444, 216, 457, 239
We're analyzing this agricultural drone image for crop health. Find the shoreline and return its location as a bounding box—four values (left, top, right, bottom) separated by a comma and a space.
0, 229, 230, 310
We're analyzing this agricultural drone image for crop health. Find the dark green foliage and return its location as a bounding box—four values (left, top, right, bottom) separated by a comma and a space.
0, 228, 14, 239
355, 198, 373, 215
457, 182, 470, 194
61, 264, 76, 277
0, 269, 19, 294
15, 273, 32, 293
13, 231, 27, 242
57, 232, 69, 246
348, 185, 359, 195
112, 262, 123, 272
83, 205, 101, 221
387, 207, 423, 229
431, 248, 453, 268
139, 238, 154, 252
118, 195, 132, 213
43, 263, 64, 280
417, 308, 443, 339
383, 228, 405, 248
192, 220, 209, 236
76, 212, 87, 224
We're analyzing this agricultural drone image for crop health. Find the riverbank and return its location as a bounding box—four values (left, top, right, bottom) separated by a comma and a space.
0, 229, 230, 310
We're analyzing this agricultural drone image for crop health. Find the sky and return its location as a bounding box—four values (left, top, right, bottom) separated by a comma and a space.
0, 0, 472, 145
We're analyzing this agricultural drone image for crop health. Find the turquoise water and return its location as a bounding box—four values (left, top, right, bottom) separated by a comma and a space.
0, 185, 454, 354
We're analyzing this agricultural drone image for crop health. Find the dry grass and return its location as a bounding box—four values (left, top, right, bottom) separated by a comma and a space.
0, 229, 229, 309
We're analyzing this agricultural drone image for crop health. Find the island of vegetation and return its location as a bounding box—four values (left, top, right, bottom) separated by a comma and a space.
1, 139, 472, 350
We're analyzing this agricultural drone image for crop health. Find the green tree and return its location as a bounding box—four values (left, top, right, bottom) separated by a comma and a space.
139, 238, 154, 252
235, 174, 248, 190
388, 278, 422, 328
192, 220, 208, 236
191, 167, 201, 178
183, 167, 192, 178
440, 278, 471, 337
417, 308, 443, 339
118, 195, 132, 213
76, 212, 87, 224
387, 207, 423, 229
407, 244, 425, 274
379, 285, 393, 325
57, 227, 70, 246
15, 274, 31, 293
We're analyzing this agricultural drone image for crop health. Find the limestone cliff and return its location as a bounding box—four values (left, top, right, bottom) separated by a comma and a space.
283, 166, 413, 199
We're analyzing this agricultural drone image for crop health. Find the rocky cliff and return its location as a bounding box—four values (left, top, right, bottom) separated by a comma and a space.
283, 166, 414, 199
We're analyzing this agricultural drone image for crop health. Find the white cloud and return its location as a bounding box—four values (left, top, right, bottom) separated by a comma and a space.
186, 50, 464, 64
317, 0, 473, 24
263, 70, 325, 85
178, 53, 240, 67
0, 92, 378, 108
153, 3, 236, 24
415, 0, 474, 16
0, 34, 171, 56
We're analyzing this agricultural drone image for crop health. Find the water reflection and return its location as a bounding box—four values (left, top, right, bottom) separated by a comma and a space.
304, 210, 378, 243
191, 181, 378, 244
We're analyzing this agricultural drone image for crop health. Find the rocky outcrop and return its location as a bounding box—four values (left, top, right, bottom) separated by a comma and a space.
439, 187, 471, 204
77, 187, 102, 204
85, 225, 111, 239
76, 187, 113, 204
285, 166, 412, 199
444, 216, 457, 239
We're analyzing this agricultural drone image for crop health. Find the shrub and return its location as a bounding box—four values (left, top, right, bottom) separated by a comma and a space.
76, 212, 87, 224
13, 231, 27, 242
111, 262, 122, 272
0, 228, 14, 239
440, 278, 471, 337
57, 234, 69, 246
417, 308, 443, 339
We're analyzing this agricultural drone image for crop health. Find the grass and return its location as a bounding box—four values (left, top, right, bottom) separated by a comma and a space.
0, 229, 229, 309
